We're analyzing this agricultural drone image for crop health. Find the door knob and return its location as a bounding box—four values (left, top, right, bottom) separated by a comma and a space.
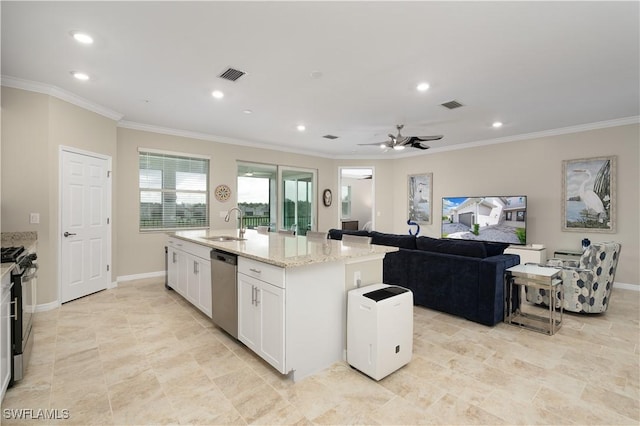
63, 232, 77, 237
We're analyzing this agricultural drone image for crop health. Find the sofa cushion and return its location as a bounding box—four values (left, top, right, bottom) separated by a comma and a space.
327, 229, 369, 241
370, 231, 417, 249
416, 236, 487, 258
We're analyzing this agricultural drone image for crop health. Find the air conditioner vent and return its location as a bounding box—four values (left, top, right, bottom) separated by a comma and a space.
218, 67, 246, 82
441, 100, 464, 110
322, 134, 339, 140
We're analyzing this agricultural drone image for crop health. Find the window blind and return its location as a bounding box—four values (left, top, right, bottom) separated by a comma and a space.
139, 151, 209, 231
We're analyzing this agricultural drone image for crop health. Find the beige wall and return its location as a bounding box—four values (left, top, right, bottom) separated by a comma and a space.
391, 124, 639, 286
1, 87, 117, 304
116, 127, 338, 277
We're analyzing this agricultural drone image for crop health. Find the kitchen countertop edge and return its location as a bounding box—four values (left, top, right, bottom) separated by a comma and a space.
169, 230, 397, 268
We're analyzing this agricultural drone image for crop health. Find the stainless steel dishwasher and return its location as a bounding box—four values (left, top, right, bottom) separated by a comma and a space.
210, 249, 238, 339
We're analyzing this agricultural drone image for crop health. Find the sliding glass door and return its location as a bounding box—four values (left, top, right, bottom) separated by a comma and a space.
237, 162, 316, 235
280, 167, 317, 236
237, 162, 277, 230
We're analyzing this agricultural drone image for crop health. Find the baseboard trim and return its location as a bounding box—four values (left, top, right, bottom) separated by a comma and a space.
614, 282, 639, 291
117, 270, 166, 283
35, 300, 61, 312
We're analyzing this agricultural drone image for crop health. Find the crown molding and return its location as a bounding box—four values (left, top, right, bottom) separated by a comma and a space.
117, 120, 336, 159
1, 75, 124, 121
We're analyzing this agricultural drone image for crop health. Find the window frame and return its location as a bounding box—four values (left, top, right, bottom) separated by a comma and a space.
138, 148, 210, 232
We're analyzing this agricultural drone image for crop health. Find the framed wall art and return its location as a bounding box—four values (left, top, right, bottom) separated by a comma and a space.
562, 156, 616, 233
322, 188, 332, 207
408, 173, 433, 225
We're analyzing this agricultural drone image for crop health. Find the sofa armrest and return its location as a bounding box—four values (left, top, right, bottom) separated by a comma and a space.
477, 254, 521, 326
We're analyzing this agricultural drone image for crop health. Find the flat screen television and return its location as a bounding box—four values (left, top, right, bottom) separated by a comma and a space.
441, 196, 527, 245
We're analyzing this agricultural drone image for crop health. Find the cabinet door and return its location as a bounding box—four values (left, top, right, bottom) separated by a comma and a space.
197, 258, 212, 318
167, 247, 179, 289
186, 255, 212, 318
1, 277, 12, 401
257, 282, 285, 373
176, 250, 189, 297
186, 255, 200, 306
237, 273, 259, 351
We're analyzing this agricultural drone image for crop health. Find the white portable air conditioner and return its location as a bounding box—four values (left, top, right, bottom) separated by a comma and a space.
347, 283, 413, 380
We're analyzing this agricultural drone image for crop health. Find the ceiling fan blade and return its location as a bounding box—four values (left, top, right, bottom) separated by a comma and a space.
413, 135, 444, 141
409, 141, 430, 150
358, 141, 390, 147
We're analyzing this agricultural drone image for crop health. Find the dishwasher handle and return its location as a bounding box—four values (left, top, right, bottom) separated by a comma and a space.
211, 249, 238, 266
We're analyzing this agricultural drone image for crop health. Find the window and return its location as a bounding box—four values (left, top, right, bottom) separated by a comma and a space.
237, 162, 277, 230
341, 185, 352, 218
236, 162, 317, 235
139, 150, 209, 231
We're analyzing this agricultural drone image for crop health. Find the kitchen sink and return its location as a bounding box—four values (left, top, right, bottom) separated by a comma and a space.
204, 235, 246, 242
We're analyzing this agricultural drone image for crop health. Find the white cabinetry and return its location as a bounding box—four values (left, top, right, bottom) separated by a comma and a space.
238, 258, 285, 373
167, 238, 212, 318
1, 272, 13, 402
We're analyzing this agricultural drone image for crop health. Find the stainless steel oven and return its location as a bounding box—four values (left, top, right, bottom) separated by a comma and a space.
9, 249, 37, 385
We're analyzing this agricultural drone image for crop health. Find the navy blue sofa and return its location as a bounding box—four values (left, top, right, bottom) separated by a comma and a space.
329, 229, 520, 326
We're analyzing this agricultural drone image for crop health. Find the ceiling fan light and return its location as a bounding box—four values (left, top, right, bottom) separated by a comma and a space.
393, 145, 405, 151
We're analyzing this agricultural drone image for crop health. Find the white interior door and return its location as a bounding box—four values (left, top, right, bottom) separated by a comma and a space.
61, 149, 111, 303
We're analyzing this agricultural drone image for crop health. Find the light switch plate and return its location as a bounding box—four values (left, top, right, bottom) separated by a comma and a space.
30, 213, 40, 224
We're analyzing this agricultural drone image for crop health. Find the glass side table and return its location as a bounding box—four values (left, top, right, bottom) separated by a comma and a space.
504, 264, 563, 335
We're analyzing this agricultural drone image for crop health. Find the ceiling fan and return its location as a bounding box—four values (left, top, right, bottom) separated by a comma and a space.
359, 124, 443, 151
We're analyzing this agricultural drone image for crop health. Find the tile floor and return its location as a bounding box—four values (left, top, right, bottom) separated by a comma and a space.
2, 278, 639, 425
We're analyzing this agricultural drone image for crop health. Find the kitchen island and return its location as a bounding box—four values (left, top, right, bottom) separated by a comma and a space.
168, 229, 397, 381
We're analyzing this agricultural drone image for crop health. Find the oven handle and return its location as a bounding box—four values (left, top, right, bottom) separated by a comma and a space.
11, 297, 18, 319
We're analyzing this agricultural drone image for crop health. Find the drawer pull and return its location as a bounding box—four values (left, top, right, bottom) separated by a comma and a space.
249, 268, 262, 274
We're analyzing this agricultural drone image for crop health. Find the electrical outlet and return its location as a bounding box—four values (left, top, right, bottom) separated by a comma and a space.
29, 213, 40, 224
354, 271, 361, 288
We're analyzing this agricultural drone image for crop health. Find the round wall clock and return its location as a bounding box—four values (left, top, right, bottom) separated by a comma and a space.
214, 184, 231, 202
322, 189, 332, 207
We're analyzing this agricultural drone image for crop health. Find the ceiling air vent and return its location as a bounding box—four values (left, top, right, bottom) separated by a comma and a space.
323, 134, 339, 140
441, 100, 464, 110
218, 67, 246, 82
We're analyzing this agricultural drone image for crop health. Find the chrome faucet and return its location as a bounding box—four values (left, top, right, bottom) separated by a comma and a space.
225, 207, 245, 238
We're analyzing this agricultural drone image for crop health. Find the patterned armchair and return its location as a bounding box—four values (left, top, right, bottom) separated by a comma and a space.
525, 242, 621, 313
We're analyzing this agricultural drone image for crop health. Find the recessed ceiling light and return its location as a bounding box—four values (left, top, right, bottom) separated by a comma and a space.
211, 90, 224, 99
243, 109, 253, 114
71, 71, 90, 81
71, 32, 94, 44
297, 124, 306, 132
310, 71, 323, 79
416, 82, 430, 92
492, 121, 503, 128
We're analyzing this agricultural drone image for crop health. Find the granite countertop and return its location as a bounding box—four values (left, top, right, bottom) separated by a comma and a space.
169, 229, 397, 268
1, 231, 38, 279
